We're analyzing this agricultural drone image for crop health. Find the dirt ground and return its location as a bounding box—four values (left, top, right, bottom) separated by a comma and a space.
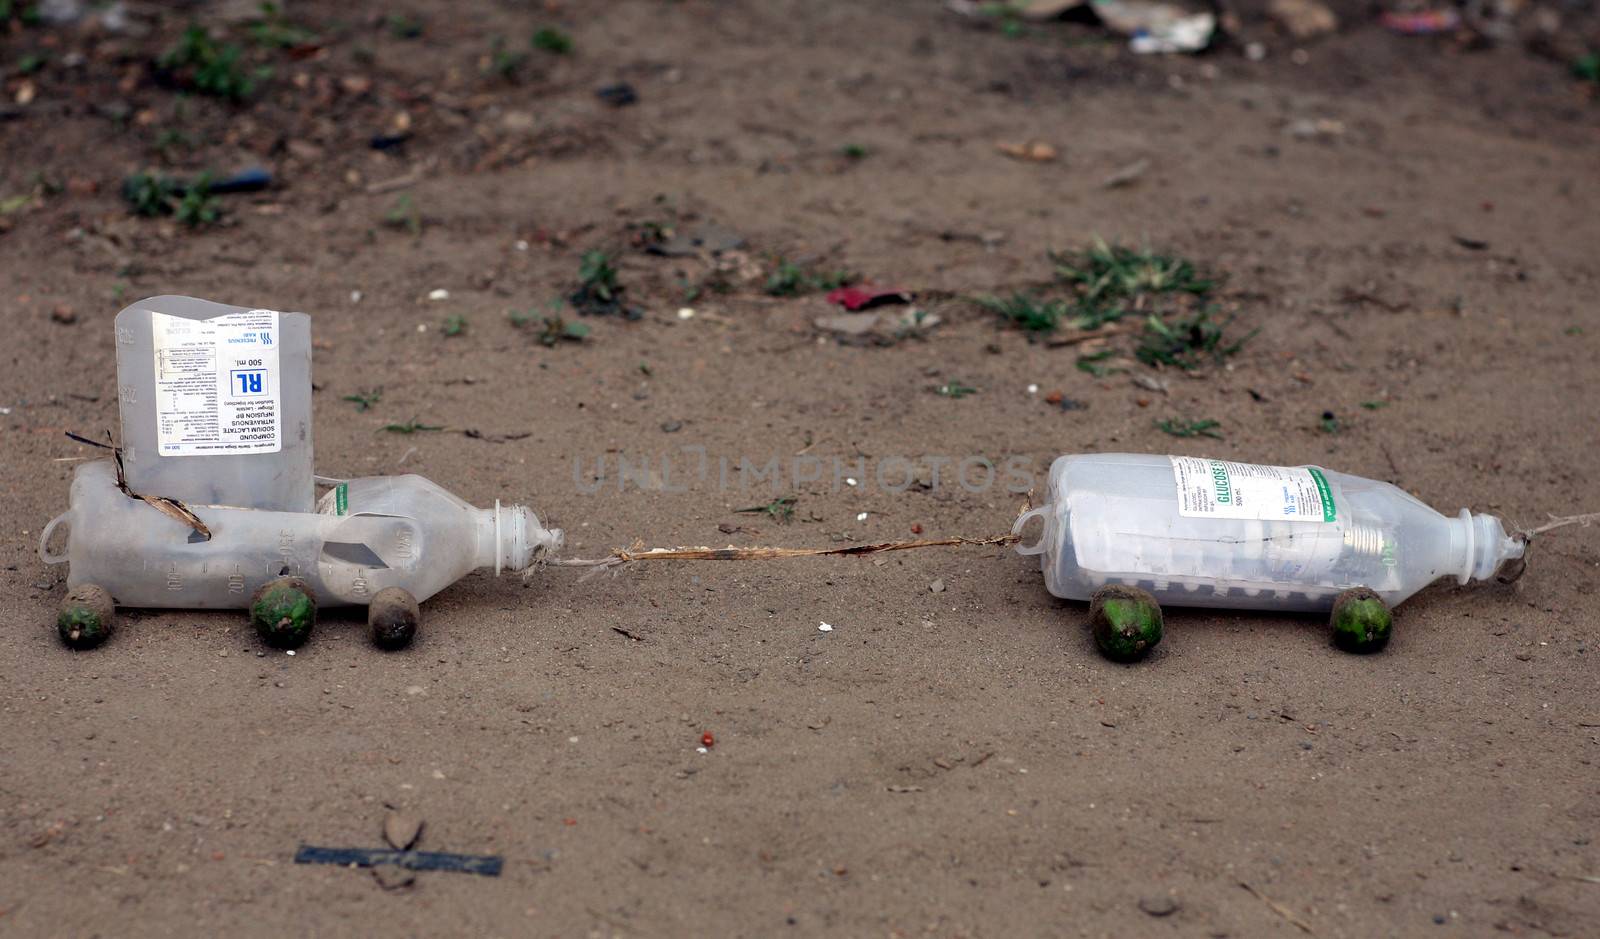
3, 1, 1599, 935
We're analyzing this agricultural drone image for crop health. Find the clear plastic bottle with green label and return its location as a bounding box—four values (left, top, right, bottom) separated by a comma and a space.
1012, 453, 1524, 612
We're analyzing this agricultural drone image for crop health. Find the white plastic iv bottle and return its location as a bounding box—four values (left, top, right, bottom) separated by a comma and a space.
1012, 453, 1524, 612
38, 461, 563, 608
114, 295, 314, 511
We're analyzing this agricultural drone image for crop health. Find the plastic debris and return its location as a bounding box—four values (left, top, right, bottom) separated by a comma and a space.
293, 845, 502, 877
1093, 0, 1215, 54
825, 285, 912, 311
818, 622, 834, 632
596, 82, 639, 106
813, 308, 940, 345
646, 223, 745, 258
996, 140, 1059, 162
1102, 158, 1151, 189
1379, 8, 1461, 34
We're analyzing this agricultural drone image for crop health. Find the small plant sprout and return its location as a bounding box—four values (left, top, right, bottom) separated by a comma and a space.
174, 172, 220, 228
342, 389, 382, 411
1319, 410, 1341, 434
441, 315, 467, 337
531, 27, 573, 54
935, 380, 978, 399
122, 171, 219, 226
977, 293, 1070, 334
1573, 51, 1598, 84
159, 25, 269, 101
571, 251, 634, 316
736, 496, 798, 524
386, 13, 424, 39
764, 258, 854, 297
122, 173, 178, 217
484, 37, 527, 80
1075, 349, 1121, 377
384, 193, 422, 236
381, 418, 444, 435
840, 143, 869, 160
1155, 417, 1223, 439
1137, 308, 1255, 370
248, 3, 315, 49
538, 317, 589, 347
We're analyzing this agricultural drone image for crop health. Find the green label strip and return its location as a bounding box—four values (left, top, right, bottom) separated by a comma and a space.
1307, 468, 1336, 522
335, 482, 348, 516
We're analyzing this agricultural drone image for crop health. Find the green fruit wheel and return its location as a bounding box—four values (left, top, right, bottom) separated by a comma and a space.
250, 577, 317, 649
58, 584, 116, 650
1089, 584, 1164, 662
1330, 586, 1392, 654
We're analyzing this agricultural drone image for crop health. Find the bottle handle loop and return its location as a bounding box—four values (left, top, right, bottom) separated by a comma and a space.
39, 512, 70, 565
1012, 505, 1051, 556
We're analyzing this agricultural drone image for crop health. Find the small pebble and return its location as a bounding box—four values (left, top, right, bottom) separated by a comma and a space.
1138, 896, 1179, 917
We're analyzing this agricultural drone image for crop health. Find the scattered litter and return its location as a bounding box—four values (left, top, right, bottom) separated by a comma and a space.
825, 285, 912, 311
813, 308, 940, 345
856, 512, 869, 521
205, 167, 273, 194
647, 224, 746, 258
996, 140, 1059, 162
596, 82, 639, 107
818, 622, 834, 632
1131, 374, 1170, 395
1027, 384, 1039, 394
1102, 158, 1151, 189
1379, 8, 1460, 34
294, 845, 502, 877
1269, 0, 1338, 40
696, 746, 708, 754
845, 477, 859, 487
1286, 118, 1345, 140
383, 813, 424, 851
701, 731, 715, 747
1094, 0, 1215, 54
427, 289, 450, 301
677, 307, 696, 320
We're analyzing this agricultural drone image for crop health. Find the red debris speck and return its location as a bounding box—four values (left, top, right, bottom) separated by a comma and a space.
701, 731, 715, 748
911, 523, 923, 534
825, 285, 912, 311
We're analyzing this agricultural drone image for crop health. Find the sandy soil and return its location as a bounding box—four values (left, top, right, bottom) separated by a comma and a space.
3, 1, 1599, 935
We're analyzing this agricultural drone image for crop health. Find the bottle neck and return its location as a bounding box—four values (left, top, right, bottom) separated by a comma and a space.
1449, 510, 1523, 585
473, 502, 565, 574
